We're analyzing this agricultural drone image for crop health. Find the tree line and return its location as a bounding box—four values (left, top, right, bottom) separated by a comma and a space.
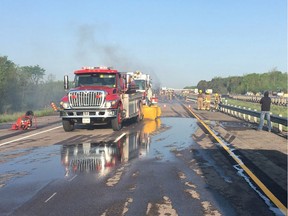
1, 54, 287, 113
0, 55, 66, 114
185, 70, 287, 94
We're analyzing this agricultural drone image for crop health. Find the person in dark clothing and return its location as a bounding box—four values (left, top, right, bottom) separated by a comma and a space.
257, 91, 272, 131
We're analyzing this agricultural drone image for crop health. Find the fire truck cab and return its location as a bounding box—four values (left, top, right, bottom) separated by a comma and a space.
127, 71, 152, 105
59, 66, 143, 131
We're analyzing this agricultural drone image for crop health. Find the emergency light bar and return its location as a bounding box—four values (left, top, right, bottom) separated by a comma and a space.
82, 66, 113, 70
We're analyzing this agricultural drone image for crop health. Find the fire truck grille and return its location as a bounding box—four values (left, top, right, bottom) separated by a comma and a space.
70, 158, 102, 172
68, 90, 105, 108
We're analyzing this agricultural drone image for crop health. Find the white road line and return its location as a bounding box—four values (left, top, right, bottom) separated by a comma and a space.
44, 192, 57, 203
114, 133, 126, 143
68, 175, 78, 182
0, 125, 62, 147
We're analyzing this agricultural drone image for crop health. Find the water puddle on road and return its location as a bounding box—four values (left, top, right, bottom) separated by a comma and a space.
0, 146, 63, 188
60, 118, 198, 178
0, 117, 198, 187
145, 117, 198, 161
0, 145, 63, 214
0, 117, 199, 214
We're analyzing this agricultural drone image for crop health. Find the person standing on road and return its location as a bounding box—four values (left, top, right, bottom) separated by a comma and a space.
214, 93, 221, 111
257, 91, 272, 132
204, 92, 211, 111
146, 83, 153, 106
197, 90, 204, 110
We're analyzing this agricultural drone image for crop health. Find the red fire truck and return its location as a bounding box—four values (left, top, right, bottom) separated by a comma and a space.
59, 66, 143, 131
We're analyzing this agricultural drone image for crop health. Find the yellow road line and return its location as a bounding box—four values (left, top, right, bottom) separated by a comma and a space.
184, 105, 287, 215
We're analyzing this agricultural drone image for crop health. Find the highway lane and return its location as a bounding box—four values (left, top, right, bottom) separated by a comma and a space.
0, 102, 282, 216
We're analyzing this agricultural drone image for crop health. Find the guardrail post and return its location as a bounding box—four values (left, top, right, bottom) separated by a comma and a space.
243, 107, 246, 120
279, 114, 283, 132
238, 106, 241, 119
248, 108, 251, 122
228, 104, 231, 115
238, 106, 241, 118
254, 109, 258, 123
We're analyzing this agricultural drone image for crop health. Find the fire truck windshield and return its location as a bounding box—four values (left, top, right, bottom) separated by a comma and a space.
75, 74, 116, 87
134, 80, 146, 90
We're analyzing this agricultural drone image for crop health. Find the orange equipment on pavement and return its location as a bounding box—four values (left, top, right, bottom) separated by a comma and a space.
11, 111, 37, 130
50, 102, 59, 111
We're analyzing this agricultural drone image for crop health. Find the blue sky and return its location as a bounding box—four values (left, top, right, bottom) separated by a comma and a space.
0, 0, 287, 88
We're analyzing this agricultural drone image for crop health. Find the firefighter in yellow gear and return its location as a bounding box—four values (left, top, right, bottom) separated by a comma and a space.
214, 93, 221, 110
204, 92, 211, 110
197, 90, 205, 110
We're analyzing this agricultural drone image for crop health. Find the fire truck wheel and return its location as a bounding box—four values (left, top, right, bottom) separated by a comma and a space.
112, 108, 122, 131
62, 119, 75, 132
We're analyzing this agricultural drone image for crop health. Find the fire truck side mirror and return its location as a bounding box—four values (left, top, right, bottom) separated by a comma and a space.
64, 75, 69, 90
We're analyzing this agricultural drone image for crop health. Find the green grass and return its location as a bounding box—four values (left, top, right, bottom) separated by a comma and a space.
222, 98, 288, 118
0, 108, 55, 123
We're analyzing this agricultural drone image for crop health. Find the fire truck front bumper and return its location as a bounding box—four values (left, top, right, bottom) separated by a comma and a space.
60, 109, 118, 120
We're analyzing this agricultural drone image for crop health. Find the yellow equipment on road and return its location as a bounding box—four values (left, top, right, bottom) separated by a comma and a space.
142, 105, 161, 120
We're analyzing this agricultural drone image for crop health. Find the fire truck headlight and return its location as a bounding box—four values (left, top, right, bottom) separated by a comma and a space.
105, 101, 112, 108
105, 100, 117, 108
110, 100, 117, 107
60, 102, 70, 109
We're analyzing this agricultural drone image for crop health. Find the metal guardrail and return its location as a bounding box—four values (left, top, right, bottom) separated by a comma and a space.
219, 104, 288, 132
219, 104, 288, 126
185, 95, 287, 130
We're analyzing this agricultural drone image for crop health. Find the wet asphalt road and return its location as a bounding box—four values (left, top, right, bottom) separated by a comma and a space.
0, 100, 283, 216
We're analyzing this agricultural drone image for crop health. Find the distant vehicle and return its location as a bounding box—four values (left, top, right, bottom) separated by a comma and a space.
245, 91, 254, 96
277, 92, 284, 97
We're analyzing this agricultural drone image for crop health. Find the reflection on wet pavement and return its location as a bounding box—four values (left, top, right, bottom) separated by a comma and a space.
146, 118, 198, 161
61, 119, 162, 178
0, 117, 199, 215
0, 118, 199, 188
0, 119, 163, 188
61, 142, 121, 177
